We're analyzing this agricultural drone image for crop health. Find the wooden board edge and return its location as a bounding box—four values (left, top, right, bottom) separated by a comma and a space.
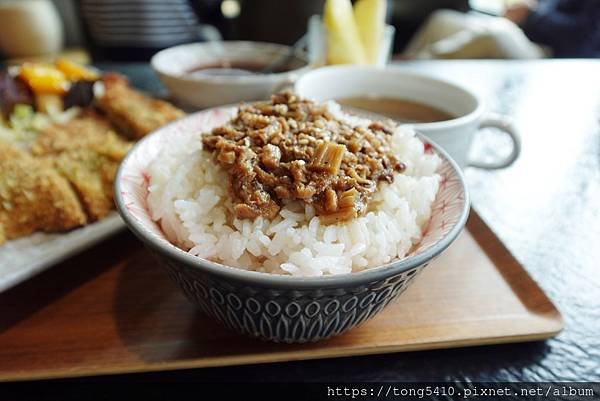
467, 208, 563, 324
0, 324, 562, 383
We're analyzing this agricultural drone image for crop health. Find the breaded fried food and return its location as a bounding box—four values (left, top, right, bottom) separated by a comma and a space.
0, 141, 87, 244
32, 110, 131, 158
32, 110, 132, 221
97, 73, 184, 139
41, 150, 120, 221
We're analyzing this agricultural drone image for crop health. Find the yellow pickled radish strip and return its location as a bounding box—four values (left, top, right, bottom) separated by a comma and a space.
354, 0, 387, 65
311, 141, 346, 174
324, 0, 367, 65
19, 63, 69, 95
56, 58, 99, 81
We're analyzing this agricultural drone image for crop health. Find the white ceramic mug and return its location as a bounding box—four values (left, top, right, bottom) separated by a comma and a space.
294, 65, 520, 169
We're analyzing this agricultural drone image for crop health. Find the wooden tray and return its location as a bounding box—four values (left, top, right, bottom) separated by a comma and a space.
0, 210, 562, 382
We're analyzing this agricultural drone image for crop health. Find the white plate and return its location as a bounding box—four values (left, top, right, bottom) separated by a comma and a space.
0, 212, 125, 293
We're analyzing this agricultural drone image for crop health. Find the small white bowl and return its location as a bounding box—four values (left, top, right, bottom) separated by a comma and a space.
151, 41, 310, 108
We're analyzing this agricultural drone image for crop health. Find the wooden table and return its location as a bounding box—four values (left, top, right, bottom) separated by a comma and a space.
1, 60, 599, 388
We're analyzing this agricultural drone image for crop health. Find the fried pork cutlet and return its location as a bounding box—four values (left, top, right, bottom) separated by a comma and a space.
97, 73, 184, 139
0, 141, 87, 244
32, 111, 132, 221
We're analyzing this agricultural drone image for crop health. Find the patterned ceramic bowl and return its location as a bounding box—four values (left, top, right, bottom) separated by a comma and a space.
115, 107, 470, 343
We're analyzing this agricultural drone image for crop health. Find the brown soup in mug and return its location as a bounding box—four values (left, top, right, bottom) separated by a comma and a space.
337, 96, 455, 124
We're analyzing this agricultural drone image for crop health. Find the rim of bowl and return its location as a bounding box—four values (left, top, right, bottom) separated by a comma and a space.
115, 108, 470, 289
151, 41, 311, 84
295, 65, 486, 132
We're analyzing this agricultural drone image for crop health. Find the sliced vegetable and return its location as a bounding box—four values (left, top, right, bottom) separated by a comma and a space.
18, 63, 69, 95
311, 141, 346, 174
319, 188, 359, 224
10, 104, 34, 125
354, 0, 387, 65
64, 81, 96, 109
323, 0, 367, 65
35, 93, 63, 114
0, 70, 34, 118
56, 58, 99, 82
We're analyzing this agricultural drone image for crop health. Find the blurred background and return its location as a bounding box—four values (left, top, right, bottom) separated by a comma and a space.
0, 0, 598, 62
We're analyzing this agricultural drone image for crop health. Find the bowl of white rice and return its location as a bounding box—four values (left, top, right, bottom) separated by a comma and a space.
115, 94, 469, 343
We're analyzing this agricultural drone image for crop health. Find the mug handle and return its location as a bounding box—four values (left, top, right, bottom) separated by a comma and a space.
468, 113, 521, 170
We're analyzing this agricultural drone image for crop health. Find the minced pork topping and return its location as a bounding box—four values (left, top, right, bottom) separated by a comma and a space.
202, 92, 406, 224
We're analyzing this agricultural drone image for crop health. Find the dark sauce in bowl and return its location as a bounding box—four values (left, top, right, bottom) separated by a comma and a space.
185, 60, 293, 77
